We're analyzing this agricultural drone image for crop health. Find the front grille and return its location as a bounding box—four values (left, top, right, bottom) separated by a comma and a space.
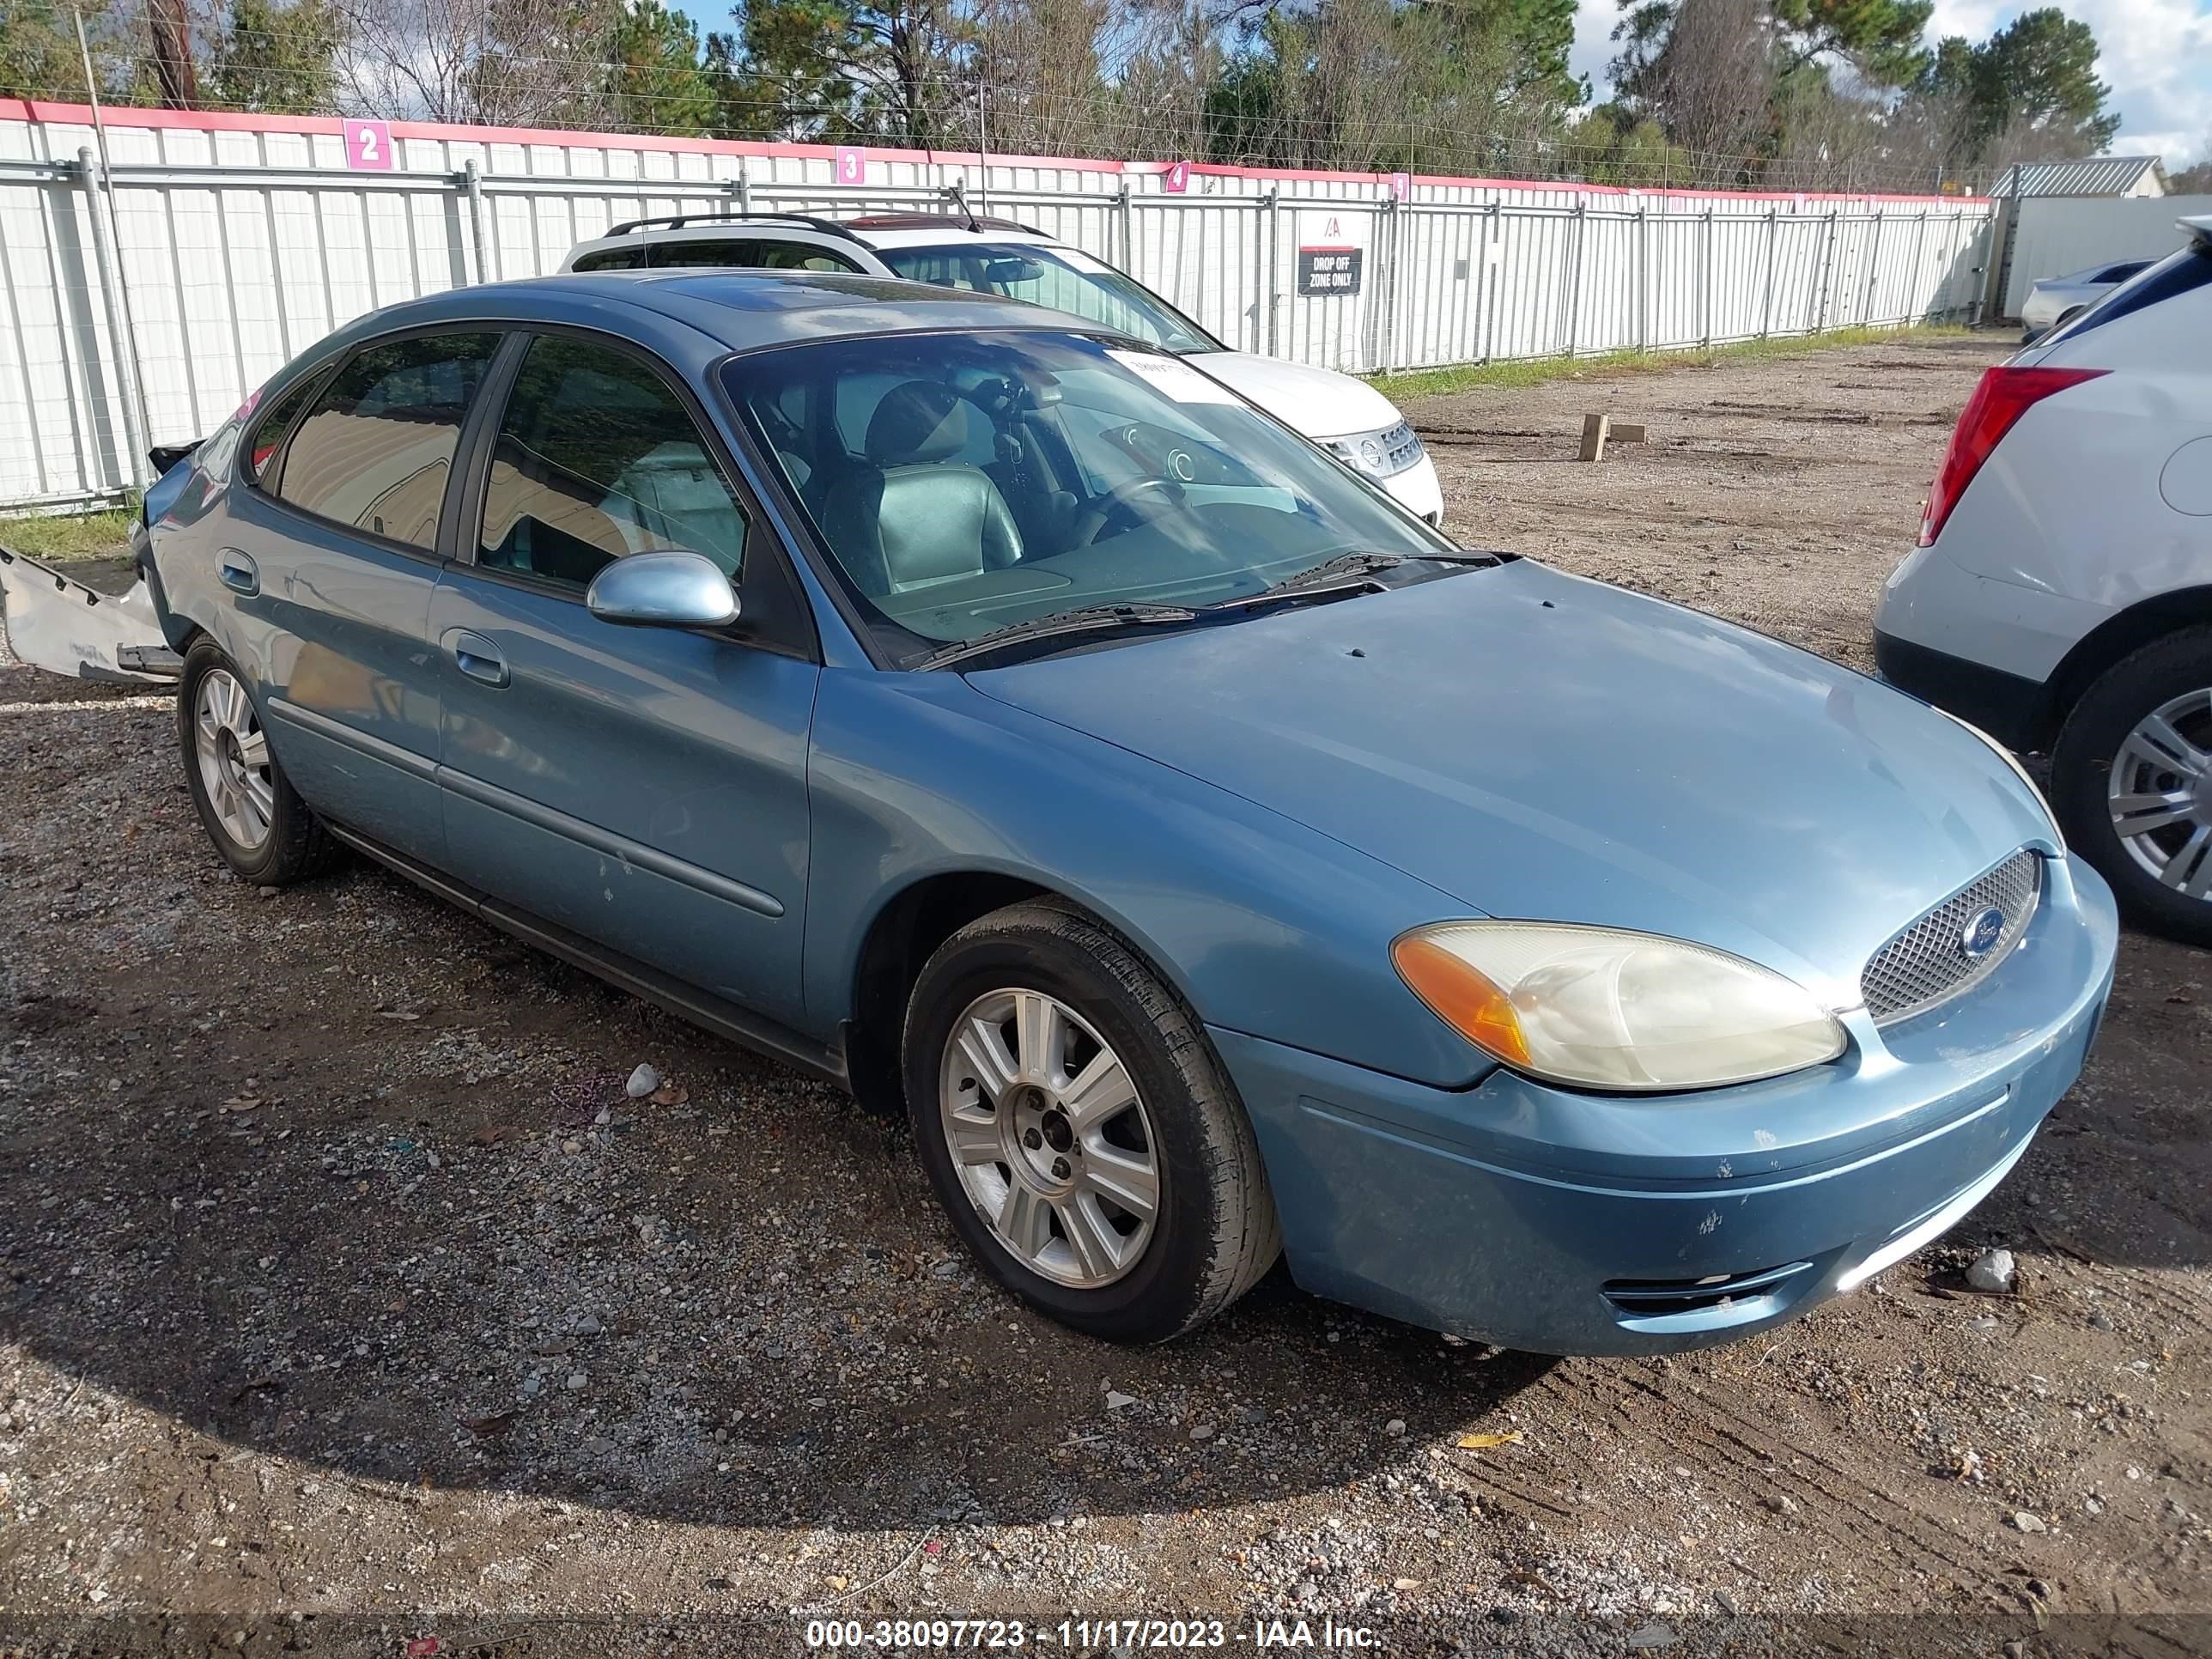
1860, 849, 2042, 1025
1379, 421, 1425, 474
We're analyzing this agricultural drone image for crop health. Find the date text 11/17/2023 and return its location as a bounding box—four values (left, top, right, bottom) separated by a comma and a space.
803, 1617, 1383, 1649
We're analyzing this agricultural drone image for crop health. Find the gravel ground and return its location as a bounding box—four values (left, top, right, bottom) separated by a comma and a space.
2, 334, 2207, 1656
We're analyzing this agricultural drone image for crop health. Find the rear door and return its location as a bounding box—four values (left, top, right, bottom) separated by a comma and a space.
428, 328, 821, 1025
230, 328, 503, 863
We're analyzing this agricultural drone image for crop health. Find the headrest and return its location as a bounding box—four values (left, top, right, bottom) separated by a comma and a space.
865, 381, 975, 465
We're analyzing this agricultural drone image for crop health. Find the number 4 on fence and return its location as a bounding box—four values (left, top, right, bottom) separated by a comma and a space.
343, 119, 392, 172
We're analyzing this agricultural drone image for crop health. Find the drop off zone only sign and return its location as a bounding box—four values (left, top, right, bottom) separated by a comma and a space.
1297, 210, 1366, 296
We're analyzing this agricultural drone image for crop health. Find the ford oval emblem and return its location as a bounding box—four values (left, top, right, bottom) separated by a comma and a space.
1961, 906, 2006, 959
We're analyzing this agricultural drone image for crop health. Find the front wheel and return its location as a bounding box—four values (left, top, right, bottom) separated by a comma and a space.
903, 902, 1280, 1342
2051, 627, 2212, 945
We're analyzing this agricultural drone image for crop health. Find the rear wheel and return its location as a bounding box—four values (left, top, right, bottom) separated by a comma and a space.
2051, 627, 2212, 945
903, 901, 1279, 1342
177, 640, 338, 887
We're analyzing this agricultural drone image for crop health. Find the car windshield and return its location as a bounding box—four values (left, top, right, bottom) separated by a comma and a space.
877, 243, 1223, 356
726, 329, 1459, 664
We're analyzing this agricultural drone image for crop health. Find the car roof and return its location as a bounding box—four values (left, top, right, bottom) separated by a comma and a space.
839, 223, 1059, 251
352, 269, 1108, 356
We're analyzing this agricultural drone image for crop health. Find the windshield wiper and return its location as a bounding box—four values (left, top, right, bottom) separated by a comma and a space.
915, 602, 1202, 671
1206, 548, 1500, 613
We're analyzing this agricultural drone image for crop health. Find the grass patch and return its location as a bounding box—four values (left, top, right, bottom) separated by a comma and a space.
1372, 325, 1982, 401
0, 505, 138, 564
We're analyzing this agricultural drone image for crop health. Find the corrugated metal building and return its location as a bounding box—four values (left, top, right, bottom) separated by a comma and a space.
1991, 156, 2168, 199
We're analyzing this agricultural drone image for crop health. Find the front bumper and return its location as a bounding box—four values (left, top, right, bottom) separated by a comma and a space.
1381, 453, 1444, 526
1214, 854, 2117, 1354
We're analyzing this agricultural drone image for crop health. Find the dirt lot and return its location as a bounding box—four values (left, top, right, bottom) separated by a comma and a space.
3, 335, 2208, 1656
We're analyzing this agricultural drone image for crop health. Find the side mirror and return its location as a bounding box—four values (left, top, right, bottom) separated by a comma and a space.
585, 550, 740, 629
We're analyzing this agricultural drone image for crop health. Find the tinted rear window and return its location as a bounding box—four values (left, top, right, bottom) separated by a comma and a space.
277, 331, 501, 552
243, 373, 322, 485
2051, 244, 2210, 342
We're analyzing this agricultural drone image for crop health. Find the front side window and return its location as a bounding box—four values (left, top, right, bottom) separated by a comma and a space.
728, 330, 1455, 662
276, 331, 501, 552
878, 244, 1222, 355
477, 333, 749, 589
755, 240, 865, 273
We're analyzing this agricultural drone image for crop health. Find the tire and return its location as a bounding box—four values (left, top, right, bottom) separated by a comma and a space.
177, 638, 339, 887
2051, 626, 2212, 946
903, 901, 1280, 1342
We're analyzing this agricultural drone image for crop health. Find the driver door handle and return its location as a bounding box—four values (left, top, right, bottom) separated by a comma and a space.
441, 627, 509, 688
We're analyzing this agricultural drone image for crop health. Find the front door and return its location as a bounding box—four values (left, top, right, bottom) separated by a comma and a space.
428, 330, 819, 1026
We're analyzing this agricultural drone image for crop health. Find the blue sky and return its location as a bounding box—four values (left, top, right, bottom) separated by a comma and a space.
1569, 0, 2212, 167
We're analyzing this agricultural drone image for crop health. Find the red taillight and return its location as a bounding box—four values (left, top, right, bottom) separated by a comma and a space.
1917, 365, 2106, 546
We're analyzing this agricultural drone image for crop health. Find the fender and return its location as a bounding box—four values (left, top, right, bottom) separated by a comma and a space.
800, 666, 1498, 1091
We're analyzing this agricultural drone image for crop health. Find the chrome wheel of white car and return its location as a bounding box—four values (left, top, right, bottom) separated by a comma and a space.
2107, 688, 2212, 896
938, 987, 1159, 1289
193, 666, 275, 851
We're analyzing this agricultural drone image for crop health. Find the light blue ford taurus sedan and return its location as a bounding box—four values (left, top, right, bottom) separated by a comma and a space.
140, 270, 2118, 1352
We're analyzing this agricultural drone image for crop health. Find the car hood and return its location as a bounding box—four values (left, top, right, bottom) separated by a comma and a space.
966, 560, 2057, 1007
1189, 351, 1405, 441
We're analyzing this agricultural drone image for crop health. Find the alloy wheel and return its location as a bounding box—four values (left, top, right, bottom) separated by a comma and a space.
937, 988, 1160, 1289
2108, 687, 2212, 899
194, 667, 275, 852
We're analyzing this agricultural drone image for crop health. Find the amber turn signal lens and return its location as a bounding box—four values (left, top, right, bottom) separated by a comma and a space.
1391, 934, 1532, 1065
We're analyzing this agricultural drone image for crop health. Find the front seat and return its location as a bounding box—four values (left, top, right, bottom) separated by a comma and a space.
823, 382, 1024, 596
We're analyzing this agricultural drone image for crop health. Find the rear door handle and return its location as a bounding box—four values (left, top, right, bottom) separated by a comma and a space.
216, 549, 258, 596
441, 627, 509, 688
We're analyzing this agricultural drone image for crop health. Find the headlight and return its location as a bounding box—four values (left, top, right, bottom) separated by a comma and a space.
1391, 921, 1846, 1092
1930, 707, 2064, 853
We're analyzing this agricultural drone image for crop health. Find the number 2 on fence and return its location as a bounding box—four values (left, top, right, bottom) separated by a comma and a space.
344, 120, 393, 172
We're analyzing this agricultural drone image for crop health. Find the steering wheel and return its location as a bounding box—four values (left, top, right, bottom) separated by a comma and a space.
1075, 476, 1188, 547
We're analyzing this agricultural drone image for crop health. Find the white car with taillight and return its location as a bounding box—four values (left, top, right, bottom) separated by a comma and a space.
562, 211, 1446, 526
1876, 213, 2212, 944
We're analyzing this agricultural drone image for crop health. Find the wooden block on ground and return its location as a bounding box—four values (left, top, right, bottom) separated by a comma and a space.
1578, 412, 1609, 462
1610, 422, 1647, 444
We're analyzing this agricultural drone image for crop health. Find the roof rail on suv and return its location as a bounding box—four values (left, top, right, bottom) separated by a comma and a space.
845, 211, 1044, 236
605, 210, 866, 241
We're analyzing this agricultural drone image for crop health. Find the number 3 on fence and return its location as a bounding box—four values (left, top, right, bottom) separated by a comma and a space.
343, 119, 393, 172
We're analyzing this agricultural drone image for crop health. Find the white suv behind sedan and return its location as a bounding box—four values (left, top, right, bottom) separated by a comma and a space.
562, 210, 1445, 525
1876, 214, 2212, 943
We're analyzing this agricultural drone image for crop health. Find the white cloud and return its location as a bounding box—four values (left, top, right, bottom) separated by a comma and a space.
1570, 0, 1621, 94
1574, 0, 2212, 166
2060, 0, 2212, 164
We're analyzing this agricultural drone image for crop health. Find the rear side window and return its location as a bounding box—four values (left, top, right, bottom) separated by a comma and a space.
2052, 246, 2211, 342
242, 373, 321, 485
476, 333, 750, 589
573, 247, 645, 271
276, 332, 501, 552
651, 240, 763, 269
